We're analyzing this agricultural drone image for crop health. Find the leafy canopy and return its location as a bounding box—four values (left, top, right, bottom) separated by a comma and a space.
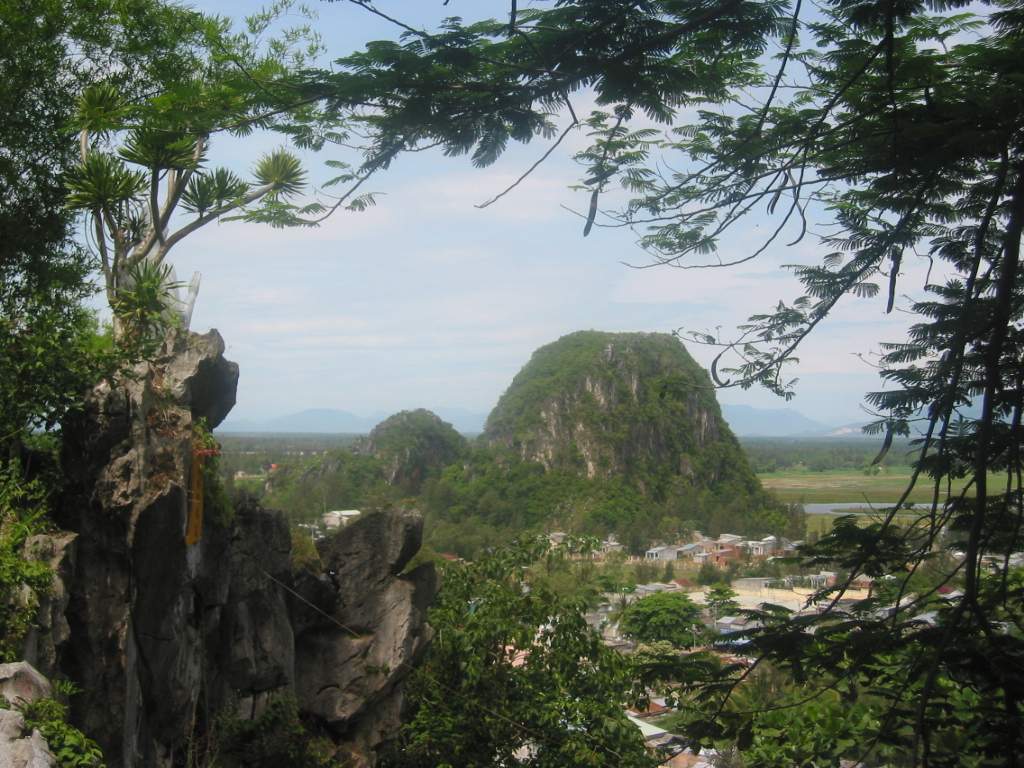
386, 538, 655, 768
619, 591, 705, 647
303, 0, 1024, 762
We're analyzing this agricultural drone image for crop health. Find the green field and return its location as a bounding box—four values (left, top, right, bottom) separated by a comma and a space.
802, 509, 923, 538
757, 468, 972, 504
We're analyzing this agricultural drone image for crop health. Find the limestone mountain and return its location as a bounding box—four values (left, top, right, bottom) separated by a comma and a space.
419, 332, 793, 556
360, 409, 468, 494
482, 330, 759, 499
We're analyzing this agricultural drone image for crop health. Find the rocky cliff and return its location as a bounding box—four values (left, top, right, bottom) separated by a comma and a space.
42, 330, 433, 767
482, 331, 758, 499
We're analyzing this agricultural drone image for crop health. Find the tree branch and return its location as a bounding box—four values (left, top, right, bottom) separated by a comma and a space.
159, 182, 274, 259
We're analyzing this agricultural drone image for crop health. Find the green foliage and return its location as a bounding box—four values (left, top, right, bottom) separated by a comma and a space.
363, 409, 468, 495
289, 527, 321, 573
18, 694, 105, 768
705, 584, 740, 620
263, 449, 397, 524
109, 260, 182, 345
213, 694, 341, 768
0, 0, 141, 445
386, 539, 655, 768
740, 438, 918, 473
193, 418, 232, 528
697, 562, 729, 587
619, 591, 704, 648
0, 461, 53, 662
325, 0, 1024, 754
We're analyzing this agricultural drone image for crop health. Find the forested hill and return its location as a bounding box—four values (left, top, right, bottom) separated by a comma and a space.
482, 331, 756, 497
418, 332, 794, 554
358, 409, 467, 494
259, 332, 798, 556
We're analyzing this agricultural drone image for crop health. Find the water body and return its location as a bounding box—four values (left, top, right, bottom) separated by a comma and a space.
803, 502, 932, 516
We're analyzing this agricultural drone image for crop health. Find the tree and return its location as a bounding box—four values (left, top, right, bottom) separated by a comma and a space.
1, 0, 120, 448
386, 539, 654, 768
705, 584, 740, 621
61, 2, 360, 334
619, 591, 704, 648
305, 1, 1024, 762
697, 562, 725, 586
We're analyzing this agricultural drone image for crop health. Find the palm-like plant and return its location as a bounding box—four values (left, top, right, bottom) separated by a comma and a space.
110, 260, 185, 345
64, 4, 329, 340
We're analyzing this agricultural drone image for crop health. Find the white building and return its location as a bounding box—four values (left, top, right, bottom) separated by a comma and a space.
322, 509, 361, 529
644, 545, 681, 561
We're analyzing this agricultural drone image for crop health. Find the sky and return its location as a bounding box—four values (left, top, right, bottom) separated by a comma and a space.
122, 0, 939, 428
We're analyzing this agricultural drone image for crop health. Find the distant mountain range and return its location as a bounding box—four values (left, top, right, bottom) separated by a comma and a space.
719, 404, 827, 437
218, 407, 489, 435
218, 403, 869, 438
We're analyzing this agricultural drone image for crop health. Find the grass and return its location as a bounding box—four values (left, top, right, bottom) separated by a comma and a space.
803, 509, 921, 539
757, 468, 974, 504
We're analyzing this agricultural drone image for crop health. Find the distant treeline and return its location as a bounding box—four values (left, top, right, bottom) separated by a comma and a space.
739, 437, 917, 473
213, 433, 915, 559
216, 432, 362, 476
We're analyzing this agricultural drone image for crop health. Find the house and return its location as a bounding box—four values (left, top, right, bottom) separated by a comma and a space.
644, 545, 682, 561
742, 535, 779, 557
715, 615, 758, 635
677, 542, 702, 559
321, 509, 361, 529
635, 582, 675, 597
709, 544, 742, 566
547, 531, 568, 546
601, 534, 624, 555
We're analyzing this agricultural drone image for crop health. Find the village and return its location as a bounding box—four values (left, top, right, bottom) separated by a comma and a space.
297, 512, 999, 767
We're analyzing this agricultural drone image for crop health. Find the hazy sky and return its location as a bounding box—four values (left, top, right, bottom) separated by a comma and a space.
137, 0, 936, 427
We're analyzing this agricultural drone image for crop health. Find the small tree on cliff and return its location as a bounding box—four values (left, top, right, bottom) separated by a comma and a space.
63, 2, 363, 336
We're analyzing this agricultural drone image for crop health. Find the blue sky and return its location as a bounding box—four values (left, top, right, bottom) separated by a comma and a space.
145, 0, 935, 428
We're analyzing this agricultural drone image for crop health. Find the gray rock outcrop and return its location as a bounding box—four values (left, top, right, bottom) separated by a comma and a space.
18, 534, 76, 681
0, 663, 55, 768
0, 663, 52, 708
0, 710, 54, 768
50, 329, 433, 767
293, 509, 435, 765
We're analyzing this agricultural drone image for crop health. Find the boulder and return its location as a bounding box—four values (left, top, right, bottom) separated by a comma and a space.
0, 710, 54, 768
0, 663, 51, 708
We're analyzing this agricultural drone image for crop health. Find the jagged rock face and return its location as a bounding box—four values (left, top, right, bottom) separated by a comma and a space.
56, 330, 240, 765
18, 534, 75, 680
360, 410, 467, 494
292, 509, 435, 766
482, 331, 751, 496
54, 330, 433, 767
